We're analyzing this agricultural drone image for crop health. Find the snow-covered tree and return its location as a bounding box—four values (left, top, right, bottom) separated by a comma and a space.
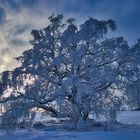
126, 39, 140, 109
0, 15, 137, 130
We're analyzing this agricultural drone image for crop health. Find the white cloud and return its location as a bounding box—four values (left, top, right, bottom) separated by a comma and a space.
0, 2, 51, 73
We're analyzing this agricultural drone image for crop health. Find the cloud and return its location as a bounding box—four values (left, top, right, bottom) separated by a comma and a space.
0, 1, 52, 73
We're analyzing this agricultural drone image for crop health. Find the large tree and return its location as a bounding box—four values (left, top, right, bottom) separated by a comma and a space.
0, 15, 138, 130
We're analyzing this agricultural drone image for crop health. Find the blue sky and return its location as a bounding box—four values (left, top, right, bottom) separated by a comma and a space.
0, 0, 140, 72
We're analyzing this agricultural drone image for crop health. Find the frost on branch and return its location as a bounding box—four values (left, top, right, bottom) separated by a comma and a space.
0, 15, 139, 131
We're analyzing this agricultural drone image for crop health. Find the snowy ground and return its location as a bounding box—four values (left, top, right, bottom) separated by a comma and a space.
1, 111, 140, 140
1, 130, 140, 140
117, 111, 140, 125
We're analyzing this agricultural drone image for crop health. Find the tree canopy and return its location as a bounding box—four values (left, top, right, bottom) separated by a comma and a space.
0, 15, 139, 131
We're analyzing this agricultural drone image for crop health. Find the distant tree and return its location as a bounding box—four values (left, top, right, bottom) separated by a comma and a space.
0, 15, 138, 131
126, 39, 140, 109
